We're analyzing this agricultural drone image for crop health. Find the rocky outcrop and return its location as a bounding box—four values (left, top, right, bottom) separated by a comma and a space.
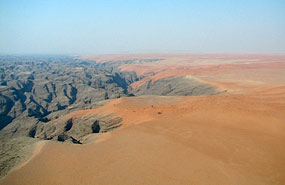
0, 56, 138, 134
34, 114, 122, 144
132, 76, 222, 96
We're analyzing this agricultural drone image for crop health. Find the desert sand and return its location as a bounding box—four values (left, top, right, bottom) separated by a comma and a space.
1, 54, 285, 185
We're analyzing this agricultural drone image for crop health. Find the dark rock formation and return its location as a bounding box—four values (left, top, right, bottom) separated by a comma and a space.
35, 114, 122, 144
57, 134, 69, 142
132, 76, 221, 96
92, 120, 100, 133
0, 55, 138, 134
65, 118, 73, 132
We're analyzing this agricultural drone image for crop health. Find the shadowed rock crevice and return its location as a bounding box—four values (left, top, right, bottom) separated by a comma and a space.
70, 136, 82, 144
0, 95, 14, 130
0, 115, 13, 130
92, 120, 100, 133
28, 126, 37, 138
64, 118, 73, 132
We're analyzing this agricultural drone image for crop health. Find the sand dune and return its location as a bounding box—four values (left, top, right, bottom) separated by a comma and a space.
1, 54, 285, 185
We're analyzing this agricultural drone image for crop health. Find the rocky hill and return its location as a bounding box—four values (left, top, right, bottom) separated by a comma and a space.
0, 56, 137, 132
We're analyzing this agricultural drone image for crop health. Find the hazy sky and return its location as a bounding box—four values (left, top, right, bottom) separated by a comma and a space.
0, 0, 285, 54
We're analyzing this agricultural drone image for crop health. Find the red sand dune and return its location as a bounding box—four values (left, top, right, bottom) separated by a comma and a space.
1, 54, 285, 185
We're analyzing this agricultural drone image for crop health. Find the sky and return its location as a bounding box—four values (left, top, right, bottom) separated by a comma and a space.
0, 0, 285, 54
